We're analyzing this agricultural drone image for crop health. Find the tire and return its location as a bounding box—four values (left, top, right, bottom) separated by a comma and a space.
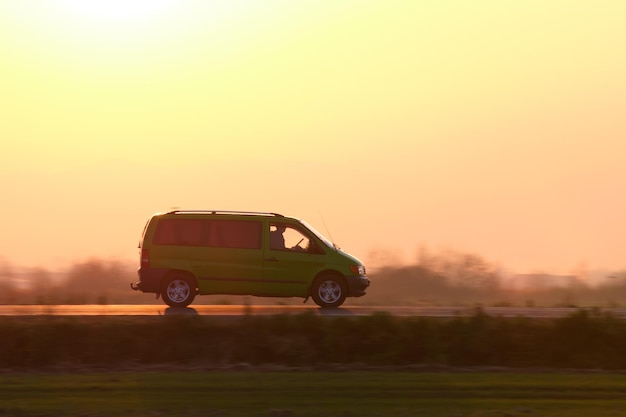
311, 274, 347, 308
161, 274, 197, 307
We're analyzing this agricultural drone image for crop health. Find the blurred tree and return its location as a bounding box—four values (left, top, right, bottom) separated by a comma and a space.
60, 258, 134, 304
27, 267, 56, 305
424, 250, 500, 289
0, 257, 17, 304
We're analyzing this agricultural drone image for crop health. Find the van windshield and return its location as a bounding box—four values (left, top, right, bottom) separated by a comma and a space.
298, 220, 335, 249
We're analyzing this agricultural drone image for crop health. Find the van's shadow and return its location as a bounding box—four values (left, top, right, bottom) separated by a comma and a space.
317, 308, 354, 316
164, 307, 199, 316
161, 306, 353, 316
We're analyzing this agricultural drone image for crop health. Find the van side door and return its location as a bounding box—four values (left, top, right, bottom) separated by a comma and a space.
263, 221, 325, 297
194, 219, 265, 295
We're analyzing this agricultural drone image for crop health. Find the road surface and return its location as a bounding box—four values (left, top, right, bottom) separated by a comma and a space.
1, 304, 625, 318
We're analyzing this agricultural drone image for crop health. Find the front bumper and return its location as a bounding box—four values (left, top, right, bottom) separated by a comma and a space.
346, 275, 370, 297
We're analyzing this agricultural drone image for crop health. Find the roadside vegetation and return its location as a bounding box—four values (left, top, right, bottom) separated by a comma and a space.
2, 310, 626, 370
4, 312, 626, 415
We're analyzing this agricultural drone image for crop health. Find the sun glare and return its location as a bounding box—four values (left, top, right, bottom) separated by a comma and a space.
41, 0, 263, 46
55, 0, 177, 23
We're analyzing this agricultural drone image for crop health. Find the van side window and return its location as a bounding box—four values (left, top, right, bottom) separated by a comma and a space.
270, 223, 311, 252
208, 220, 261, 249
153, 219, 208, 246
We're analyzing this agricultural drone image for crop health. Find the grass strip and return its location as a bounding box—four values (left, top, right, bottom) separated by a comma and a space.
2, 371, 626, 416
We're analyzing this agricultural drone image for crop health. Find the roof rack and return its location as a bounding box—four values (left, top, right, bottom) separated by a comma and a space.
167, 210, 284, 217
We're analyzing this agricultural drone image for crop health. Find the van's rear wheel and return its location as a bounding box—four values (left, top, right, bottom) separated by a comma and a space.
311, 274, 346, 308
161, 274, 196, 307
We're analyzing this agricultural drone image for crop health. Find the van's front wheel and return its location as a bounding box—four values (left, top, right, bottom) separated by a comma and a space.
311, 274, 346, 308
161, 274, 196, 307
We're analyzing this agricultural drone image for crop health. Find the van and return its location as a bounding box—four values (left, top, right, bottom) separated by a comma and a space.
131, 210, 370, 308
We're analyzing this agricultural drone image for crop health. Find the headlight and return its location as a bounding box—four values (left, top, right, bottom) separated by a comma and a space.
349, 265, 366, 276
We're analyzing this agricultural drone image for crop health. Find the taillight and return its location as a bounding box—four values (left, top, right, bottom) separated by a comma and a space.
140, 249, 150, 268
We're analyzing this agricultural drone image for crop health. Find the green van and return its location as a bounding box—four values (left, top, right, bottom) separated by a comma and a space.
131, 210, 370, 308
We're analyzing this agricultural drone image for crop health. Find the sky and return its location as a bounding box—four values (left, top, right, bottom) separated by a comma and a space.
1, 0, 625, 275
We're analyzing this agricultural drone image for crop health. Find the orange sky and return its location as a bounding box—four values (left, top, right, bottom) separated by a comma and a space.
1, 1, 625, 274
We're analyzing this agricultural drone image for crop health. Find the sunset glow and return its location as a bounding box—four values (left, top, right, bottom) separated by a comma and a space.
56, 0, 176, 22
1, 1, 625, 275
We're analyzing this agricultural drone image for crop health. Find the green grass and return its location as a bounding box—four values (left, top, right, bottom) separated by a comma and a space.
4, 312, 626, 416
2, 371, 626, 416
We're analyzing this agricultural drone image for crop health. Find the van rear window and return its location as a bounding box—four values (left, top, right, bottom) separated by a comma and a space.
153, 219, 207, 246
153, 218, 261, 249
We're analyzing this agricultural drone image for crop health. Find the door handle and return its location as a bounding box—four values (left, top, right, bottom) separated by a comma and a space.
264, 257, 278, 262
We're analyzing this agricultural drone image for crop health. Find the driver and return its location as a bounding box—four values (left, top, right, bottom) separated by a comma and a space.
270, 225, 286, 250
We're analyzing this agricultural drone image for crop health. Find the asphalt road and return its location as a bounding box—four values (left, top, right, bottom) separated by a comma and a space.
1, 304, 625, 318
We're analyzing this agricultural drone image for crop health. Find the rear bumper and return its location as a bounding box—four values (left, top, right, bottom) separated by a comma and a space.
346, 275, 370, 297
131, 267, 169, 294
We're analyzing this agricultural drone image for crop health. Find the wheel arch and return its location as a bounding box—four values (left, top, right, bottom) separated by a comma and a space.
160, 269, 199, 295
308, 269, 346, 297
